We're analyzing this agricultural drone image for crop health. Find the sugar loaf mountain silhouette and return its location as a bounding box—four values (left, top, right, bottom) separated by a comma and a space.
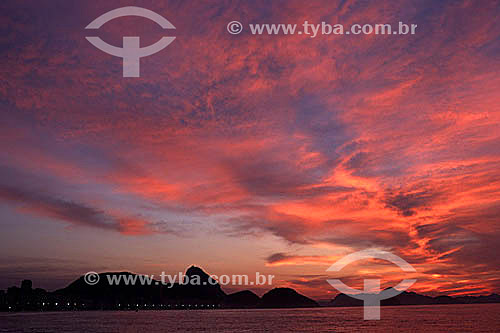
1, 266, 499, 311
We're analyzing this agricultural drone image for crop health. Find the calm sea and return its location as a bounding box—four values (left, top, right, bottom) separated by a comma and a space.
1, 304, 499, 332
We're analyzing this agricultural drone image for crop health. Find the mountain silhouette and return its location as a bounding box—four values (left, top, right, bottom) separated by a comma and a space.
0, 266, 318, 311
52, 267, 226, 309
330, 288, 500, 307
260, 288, 319, 308
168, 265, 226, 301
2, 269, 499, 311
223, 290, 261, 308
53, 272, 164, 309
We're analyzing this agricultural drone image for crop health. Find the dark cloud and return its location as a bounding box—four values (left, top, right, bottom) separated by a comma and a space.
226, 212, 312, 244
384, 190, 440, 216
0, 184, 114, 230
266, 253, 289, 264
0, 184, 165, 235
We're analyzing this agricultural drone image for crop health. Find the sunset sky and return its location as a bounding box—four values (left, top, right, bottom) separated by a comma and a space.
1, 0, 499, 299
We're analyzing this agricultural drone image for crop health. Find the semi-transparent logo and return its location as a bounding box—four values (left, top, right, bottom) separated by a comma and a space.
327, 249, 416, 320
85, 6, 176, 77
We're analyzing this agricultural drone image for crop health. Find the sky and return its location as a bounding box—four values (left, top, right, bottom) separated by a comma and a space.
1, 0, 499, 299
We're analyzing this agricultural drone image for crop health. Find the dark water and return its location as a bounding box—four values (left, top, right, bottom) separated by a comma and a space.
1, 304, 499, 332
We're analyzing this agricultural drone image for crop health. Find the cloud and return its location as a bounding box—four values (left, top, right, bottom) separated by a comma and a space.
0, 184, 166, 235
265, 253, 333, 266
384, 190, 440, 216
0, 0, 500, 296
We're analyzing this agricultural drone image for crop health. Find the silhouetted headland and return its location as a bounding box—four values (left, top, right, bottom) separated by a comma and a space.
1, 267, 498, 311
329, 287, 500, 307
0, 266, 317, 311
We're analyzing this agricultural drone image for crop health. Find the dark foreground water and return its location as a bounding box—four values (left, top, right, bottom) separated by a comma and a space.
1, 304, 499, 332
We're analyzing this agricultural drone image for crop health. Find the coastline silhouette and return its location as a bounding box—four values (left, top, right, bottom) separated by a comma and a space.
1, 266, 498, 312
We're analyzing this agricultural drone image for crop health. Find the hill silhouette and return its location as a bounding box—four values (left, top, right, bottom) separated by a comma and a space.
330, 287, 500, 307
223, 290, 261, 308
0, 266, 317, 311
261, 288, 319, 308
2, 268, 499, 311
